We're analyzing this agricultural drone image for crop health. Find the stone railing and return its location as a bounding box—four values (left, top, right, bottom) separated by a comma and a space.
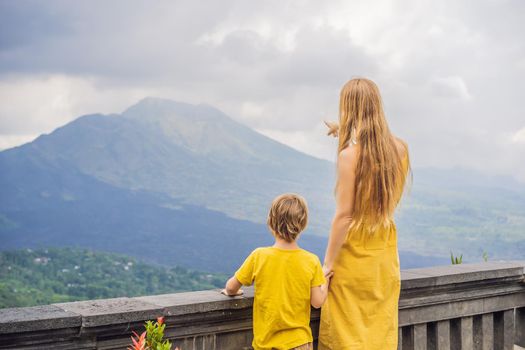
1, 261, 524, 350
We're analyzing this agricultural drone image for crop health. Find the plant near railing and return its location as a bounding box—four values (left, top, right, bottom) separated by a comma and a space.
129, 331, 146, 350
128, 317, 179, 350
450, 251, 463, 265
482, 251, 489, 262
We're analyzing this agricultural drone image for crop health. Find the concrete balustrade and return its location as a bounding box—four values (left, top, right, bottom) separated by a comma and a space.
398, 262, 525, 350
0, 261, 524, 350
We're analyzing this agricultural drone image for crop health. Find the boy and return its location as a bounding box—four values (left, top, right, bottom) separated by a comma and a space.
222, 193, 331, 350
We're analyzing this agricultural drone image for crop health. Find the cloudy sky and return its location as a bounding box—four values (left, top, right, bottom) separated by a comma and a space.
1, 0, 524, 180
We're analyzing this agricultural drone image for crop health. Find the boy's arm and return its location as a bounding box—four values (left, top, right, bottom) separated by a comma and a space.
311, 272, 333, 308
222, 249, 256, 296
222, 276, 243, 296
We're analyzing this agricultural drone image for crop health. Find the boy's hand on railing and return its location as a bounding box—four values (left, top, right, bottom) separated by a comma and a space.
221, 288, 244, 297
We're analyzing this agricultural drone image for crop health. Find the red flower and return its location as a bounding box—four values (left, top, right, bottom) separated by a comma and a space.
157, 316, 164, 325
127, 331, 146, 350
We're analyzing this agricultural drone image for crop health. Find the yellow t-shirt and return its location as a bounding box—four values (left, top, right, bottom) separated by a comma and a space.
235, 247, 326, 350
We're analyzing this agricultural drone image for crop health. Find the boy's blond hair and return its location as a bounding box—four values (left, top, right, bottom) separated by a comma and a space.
267, 193, 308, 242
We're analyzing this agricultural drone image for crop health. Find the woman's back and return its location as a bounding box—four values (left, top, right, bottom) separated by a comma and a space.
319, 78, 410, 350
318, 146, 408, 349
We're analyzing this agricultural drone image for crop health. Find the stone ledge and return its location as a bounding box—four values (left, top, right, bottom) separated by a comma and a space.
54, 297, 164, 328
0, 261, 524, 339
135, 287, 255, 316
0, 305, 80, 334
400, 261, 525, 290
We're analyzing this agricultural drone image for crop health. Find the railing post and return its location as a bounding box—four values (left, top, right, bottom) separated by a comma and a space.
414, 324, 427, 350
517, 307, 525, 347
481, 313, 494, 350
460, 316, 474, 349
503, 310, 515, 350
494, 310, 514, 350
473, 315, 482, 349
436, 320, 450, 350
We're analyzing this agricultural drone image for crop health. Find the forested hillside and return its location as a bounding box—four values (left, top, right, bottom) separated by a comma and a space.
0, 248, 225, 308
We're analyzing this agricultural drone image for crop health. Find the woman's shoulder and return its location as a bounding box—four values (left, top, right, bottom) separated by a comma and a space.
338, 136, 408, 160
338, 144, 359, 163
337, 146, 359, 177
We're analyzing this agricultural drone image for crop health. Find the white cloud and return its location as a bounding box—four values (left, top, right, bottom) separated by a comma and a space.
430, 76, 472, 100
0, 0, 524, 180
512, 127, 525, 145
240, 101, 265, 120
257, 122, 339, 162
0, 74, 153, 137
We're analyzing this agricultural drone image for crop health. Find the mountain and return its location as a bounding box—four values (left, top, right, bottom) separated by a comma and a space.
0, 247, 226, 308
0, 99, 334, 272
21, 97, 335, 234
0, 97, 523, 272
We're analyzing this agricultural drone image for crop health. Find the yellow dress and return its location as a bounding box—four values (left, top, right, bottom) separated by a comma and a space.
318, 156, 408, 350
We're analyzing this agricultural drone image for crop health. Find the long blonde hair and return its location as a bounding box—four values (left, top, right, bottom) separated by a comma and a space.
338, 78, 410, 231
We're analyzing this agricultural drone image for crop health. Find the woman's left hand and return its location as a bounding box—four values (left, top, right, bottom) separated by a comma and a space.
322, 264, 333, 278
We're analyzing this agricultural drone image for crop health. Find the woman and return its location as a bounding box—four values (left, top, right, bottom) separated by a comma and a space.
319, 78, 410, 350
